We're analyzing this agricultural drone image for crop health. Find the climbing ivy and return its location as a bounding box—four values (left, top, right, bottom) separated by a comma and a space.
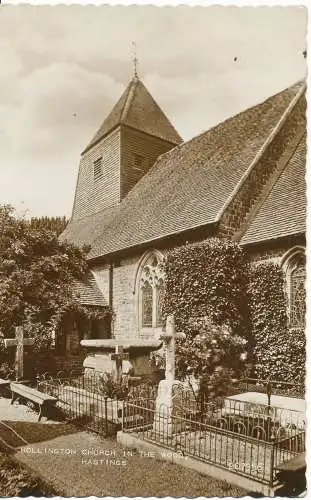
162, 239, 249, 396
162, 239, 305, 391
247, 262, 305, 384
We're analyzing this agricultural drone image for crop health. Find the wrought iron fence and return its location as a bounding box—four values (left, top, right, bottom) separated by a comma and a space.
235, 377, 304, 399
37, 376, 122, 436
122, 396, 306, 487
36, 373, 159, 436
36, 371, 305, 488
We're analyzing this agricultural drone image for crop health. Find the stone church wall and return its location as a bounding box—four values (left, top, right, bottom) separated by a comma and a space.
91, 239, 305, 343
246, 241, 305, 265
92, 263, 110, 299
92, 256, 140, 340
112, 256, 140, 340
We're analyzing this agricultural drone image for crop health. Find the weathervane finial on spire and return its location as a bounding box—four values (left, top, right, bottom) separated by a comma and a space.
131, 41, 138, 78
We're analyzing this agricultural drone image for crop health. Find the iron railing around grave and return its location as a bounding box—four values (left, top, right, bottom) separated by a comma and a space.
122, 396, 306, 487
235, 377, 304, 399
37, 376, 123, 436
37, 373, 159, 437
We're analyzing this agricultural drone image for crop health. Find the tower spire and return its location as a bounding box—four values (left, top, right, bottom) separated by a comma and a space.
131, 41, 138, 78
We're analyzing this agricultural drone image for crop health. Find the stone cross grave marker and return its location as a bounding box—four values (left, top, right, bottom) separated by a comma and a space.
4, 326, 35, 380
110, 345, 129, 382
153, 314, 186, 434
160, 314, 186, 382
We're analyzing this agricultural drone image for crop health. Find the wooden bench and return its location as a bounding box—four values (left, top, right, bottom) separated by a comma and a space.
0, 378, 11, 396
0, 378, 10, 388
10, 382, 58, 422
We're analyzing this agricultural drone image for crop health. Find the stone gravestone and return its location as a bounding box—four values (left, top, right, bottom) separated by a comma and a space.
153, 314, 186, 435
4, 326, 35, 381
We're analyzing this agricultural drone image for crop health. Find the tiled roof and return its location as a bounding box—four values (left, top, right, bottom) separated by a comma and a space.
73, 274, 107, 307
61, 81, 305, 259
83, 77, 182, 152
240, 134, 306, 245
61, 205, 117, 249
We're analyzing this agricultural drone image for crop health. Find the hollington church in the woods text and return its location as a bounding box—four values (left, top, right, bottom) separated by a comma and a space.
59, 75, 306, 363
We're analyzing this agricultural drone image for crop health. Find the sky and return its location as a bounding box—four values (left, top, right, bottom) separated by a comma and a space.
0, 4, 307, 218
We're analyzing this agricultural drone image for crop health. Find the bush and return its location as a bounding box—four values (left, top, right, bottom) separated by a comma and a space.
0, 452, 58, 496
177, 318, 248, 400
97, 373, 130, 400
0, 362, 15, 380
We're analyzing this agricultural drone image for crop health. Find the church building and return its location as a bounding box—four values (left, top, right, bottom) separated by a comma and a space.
60, 75, 306, 363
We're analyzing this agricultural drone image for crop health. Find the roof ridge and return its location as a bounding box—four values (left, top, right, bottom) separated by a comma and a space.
65, 79, 306, 259
83, 76, 182, 152
215, 80, 305, 222
112, 80, 305, 208
236, 131, 306, 242
120, 77, 138, 123
166, 80, 306, 158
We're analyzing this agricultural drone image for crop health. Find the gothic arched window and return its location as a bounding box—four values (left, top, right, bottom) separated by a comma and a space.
138, 252, 165, 331
142, 282, 153, 327
282, 248, 306, 329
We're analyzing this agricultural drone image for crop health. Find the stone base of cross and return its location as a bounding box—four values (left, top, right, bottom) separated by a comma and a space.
4, 326, 35, 381
153, 314, 186, 435
110, 345, 129, 382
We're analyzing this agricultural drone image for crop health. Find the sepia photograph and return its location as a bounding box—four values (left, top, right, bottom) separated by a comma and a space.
0, 3, 307, 497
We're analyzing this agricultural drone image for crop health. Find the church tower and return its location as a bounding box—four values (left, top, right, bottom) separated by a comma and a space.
71, 76, 182, 221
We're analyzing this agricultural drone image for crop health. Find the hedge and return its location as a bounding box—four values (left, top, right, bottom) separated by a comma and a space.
162, 239, 305, 387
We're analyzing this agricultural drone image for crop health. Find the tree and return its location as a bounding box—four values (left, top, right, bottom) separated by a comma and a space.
0, 205, 109, 356
28, 216, 69, 236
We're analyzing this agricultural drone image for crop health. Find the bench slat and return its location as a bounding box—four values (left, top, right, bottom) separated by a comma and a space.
0, 378, 10, 386
10, 383, 57, 402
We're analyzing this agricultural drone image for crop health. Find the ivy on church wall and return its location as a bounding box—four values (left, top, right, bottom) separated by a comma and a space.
162, 239, 249, 397
247, 262, 305, 385
163, 239, 248, 335
162, 239, 305, 390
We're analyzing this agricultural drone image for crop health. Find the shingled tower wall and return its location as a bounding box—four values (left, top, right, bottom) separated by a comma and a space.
71, 76, 182, 221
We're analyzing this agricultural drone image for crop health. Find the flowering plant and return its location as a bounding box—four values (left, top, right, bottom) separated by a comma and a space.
177, 318, 248, 401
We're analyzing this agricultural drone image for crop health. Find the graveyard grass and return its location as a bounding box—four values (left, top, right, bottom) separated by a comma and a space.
0, 451, 59, 497
0, 448, 245, 498
0, 415, 246, 497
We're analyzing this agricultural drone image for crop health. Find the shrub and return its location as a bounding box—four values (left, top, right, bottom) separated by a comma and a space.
0, 362, 15, 380
177, 318, 248, 400
97, 373, 130, 400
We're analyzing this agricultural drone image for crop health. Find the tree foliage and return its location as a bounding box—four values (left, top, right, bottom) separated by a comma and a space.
0, 205, 109, 356
29, 216, 69, 236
